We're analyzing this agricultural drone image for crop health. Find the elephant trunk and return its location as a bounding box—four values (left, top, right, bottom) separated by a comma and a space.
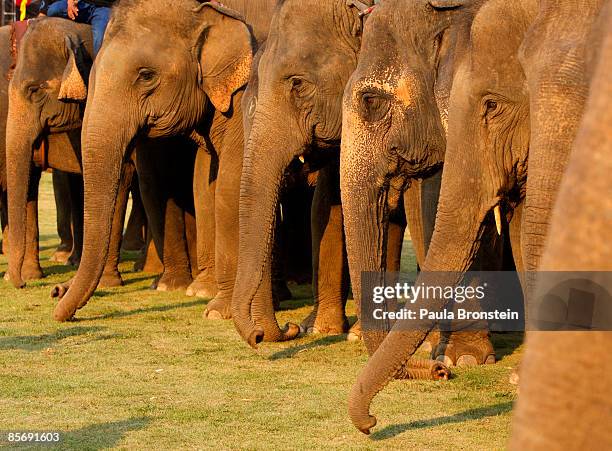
232, 117, 300, 347
5, 93, 42, 288
53, 99, 136, 321
340, 149, 397, 355
347, 150, 494, 434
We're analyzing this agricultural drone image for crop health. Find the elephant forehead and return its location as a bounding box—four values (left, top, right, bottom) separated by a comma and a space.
354, 69, 418, 107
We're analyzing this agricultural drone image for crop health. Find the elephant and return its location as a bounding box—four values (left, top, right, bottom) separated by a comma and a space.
340, 0, 508, 364
232, 0, 414, 347
511, 2, 612, 447
348, 0, 607, 434
51, 0, 278, 321
5, 18, 133, 289
346, 0, 539, 434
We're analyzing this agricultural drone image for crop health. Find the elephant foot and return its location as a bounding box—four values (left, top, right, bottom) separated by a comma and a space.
131, 250, 146, 272
22, 263, 44, 281
156, 271, 192, 292
67, 252, 81, 267
204, 292, 232, 320
347, 320, 362, 341
98, 271, 124, 288
420, 330, 441, 353
300, 307, 348, 335
433, 331, 496, 367
186, 272, 217, 298
49, 249, 72, 264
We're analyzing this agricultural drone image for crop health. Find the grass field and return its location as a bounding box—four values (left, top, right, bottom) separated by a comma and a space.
0, 173, 522, 450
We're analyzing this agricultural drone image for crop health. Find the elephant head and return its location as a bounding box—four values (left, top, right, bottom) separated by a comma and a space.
6, 18, 92, 288
347, 0, 540, 434
232, 0, 369, 347
53, 0, 254, 321
340, 0, 482, 354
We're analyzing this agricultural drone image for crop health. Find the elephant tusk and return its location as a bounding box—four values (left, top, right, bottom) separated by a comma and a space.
298, 154, 305, 163
493, 205, 502, 235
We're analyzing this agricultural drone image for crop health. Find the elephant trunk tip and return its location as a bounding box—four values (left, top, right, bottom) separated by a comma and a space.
8, 271, 25, 289
247, 327, 265, 349
282, 322, 300, 341
348, 383, 378, 435
430, 360, 451, 380
52, 302, 76, 322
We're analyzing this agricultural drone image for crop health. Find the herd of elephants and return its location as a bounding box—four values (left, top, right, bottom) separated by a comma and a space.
0, 0, 610, 446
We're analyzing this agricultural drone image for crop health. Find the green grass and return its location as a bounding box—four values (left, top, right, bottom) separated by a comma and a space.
0, 173, 522, 450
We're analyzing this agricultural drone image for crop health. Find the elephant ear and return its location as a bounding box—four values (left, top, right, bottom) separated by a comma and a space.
193, 2, 254, 113
58, 36, 88, 101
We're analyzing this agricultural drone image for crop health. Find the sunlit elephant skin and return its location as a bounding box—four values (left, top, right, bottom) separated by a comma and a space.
5, 18, 131, 290
347, 0, 542, 434
233, 0, 407, 347
511, 4, 612, 447
51, 0, 273, 321
341, 0, 502, 362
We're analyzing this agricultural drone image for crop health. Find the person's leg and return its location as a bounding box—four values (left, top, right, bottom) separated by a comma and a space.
88, 5, 111, 55
46, 0, 69, 17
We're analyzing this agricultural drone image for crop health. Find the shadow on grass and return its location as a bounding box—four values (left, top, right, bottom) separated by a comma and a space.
268, 334, 347, 360
491, 332, 524, 360
370, 401, 513, 440
54, 416, 152, 450
0, 326, 106, 352
77, 298, 209, 321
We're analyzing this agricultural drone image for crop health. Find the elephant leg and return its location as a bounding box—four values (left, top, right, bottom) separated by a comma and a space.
301, 163, 349, 335
1, 188, 8, 255
65, 172, 83, 267
204, 146, 240, 320
271, 215, 292, 308
432, 226, 502, 367
50, 170, 73, 263
141, 229, 163, 273
136, 139, 193, 292
99, 162, 134, 288
186, 147, 217, 298
21, 167, 43, 280
121, 173, 147, 252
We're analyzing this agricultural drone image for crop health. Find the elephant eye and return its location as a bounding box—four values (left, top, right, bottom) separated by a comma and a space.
137, 68, 156, 82
27, 82, 47, 99
289, 76, 310, 98
485, 100, 498, 112
359, 92, 390, 123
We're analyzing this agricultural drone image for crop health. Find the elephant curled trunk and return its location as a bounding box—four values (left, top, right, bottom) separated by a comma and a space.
232, 123, 300, 347
52, 99, 135, 321
5, 92, 42, 288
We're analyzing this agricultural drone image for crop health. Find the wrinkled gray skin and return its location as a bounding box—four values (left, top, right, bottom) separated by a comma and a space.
349, 0, 606, 434
52, 0, 272, 321
5, 18, 131, 290
511, 1, 612, 448
234, 0, 411, 347
341, 0, 498, 361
